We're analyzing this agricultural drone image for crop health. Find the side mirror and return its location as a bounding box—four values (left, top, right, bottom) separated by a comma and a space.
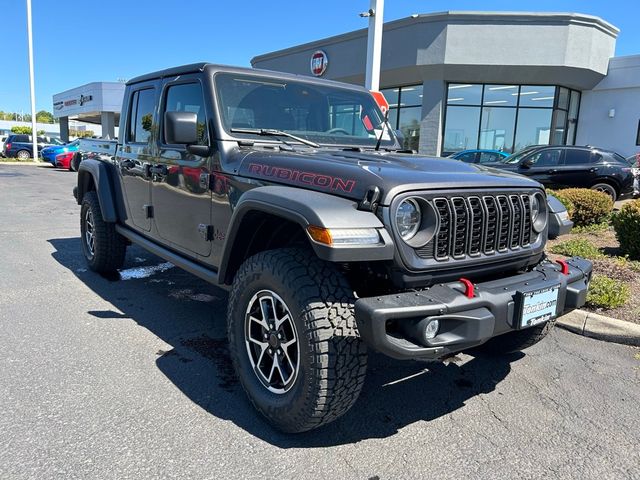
164, 111, 198, 145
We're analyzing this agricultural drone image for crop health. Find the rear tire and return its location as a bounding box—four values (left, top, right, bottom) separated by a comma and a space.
227, 248, 367, 433
16, 150, 30, 161
474, 320, 555, 355
591, 183, 617, 202
80, 191, 126, 273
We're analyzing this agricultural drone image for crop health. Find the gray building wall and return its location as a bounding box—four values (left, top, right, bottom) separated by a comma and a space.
576, 55, 640, 157
252, 11, 618, 155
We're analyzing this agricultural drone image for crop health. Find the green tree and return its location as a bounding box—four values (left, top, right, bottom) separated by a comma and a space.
11, 126, 32, 134
36, 110, 55, 124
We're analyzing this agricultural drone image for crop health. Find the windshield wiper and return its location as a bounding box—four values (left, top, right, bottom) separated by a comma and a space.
231, 128, 319, 148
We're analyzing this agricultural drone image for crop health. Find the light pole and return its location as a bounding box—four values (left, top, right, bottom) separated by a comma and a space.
362, 0, 384, 91
26, 0, 37, 160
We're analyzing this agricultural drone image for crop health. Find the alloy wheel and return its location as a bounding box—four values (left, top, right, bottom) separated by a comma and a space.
244, 290, 299, 394
84, 208, 95, 257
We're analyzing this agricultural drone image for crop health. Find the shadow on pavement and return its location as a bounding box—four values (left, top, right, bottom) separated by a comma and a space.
49, 236, 523, 447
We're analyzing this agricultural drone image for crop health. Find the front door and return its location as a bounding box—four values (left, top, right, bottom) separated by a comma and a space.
519, 148, 564, 188
150, 78, 212, 258
115, 84, 158, 232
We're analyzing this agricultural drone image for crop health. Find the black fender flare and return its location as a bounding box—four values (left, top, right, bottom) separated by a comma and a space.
76, 159, 118, 222
218, 186, 394, 285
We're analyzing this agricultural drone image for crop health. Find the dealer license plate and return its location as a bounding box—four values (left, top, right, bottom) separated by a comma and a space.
518, 285, 560, 328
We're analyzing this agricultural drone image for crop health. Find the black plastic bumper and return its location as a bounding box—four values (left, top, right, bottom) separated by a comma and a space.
354, 257, 592, 360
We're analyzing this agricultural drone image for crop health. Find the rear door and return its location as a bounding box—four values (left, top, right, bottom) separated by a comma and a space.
150, 76, 213, 258
115, 82, 159, 232
551, 149, 598, 188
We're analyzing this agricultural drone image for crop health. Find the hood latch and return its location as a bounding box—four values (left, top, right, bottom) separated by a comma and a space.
358, 185, 381, 212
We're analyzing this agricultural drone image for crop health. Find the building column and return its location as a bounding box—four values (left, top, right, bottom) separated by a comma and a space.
101, 112, 115, 139
418, 79, 446, 156
59, 116, 70, 142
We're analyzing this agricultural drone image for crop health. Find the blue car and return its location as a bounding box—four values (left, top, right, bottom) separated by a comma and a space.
41, 139, 80, 165
448, 149, 510, 164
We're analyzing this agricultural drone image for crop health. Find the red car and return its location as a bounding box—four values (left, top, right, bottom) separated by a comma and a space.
55, 152, 74, 170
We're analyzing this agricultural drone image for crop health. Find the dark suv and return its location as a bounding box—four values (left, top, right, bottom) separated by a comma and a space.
2, 134, 61, 160
491, 146, 633, 201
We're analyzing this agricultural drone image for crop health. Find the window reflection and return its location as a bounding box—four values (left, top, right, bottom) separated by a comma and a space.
384, 84, 423, 150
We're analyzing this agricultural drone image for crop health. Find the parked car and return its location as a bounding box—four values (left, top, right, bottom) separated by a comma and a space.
626, 153, 640, 197
0, 135, 9, 157
41, 139, 80, 166
2, 134, 64, 160
73, 63, 587, 433
489, 145, 634, 201
448, 149, 510, 164
54, 152, 75, 170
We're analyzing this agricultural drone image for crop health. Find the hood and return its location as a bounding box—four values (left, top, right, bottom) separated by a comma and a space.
235, 148, 543, 205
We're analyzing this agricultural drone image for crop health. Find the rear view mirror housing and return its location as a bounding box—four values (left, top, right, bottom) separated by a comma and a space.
164, 111, 198, 145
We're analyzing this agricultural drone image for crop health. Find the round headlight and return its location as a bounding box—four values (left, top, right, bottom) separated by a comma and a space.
531, 192, 548, 233
396, 198, 421, 240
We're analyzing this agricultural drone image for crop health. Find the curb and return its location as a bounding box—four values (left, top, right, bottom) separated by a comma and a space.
556, 309, 640, 346
0, 161, 47, 166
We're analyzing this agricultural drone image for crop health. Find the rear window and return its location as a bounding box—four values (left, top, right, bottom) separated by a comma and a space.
12, 135, 30, 142
128, 88, 156, 144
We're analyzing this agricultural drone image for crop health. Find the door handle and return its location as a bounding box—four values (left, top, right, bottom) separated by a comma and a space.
548, 169, 558, 174
589, 167, 599, 173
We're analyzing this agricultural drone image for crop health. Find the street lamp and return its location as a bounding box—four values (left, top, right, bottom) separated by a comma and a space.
26, 0, 37, 160
362, 0, 384, 91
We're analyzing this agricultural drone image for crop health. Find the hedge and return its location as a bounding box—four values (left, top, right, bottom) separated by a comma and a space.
547, 188, 613, 226
612, 200, 640, 260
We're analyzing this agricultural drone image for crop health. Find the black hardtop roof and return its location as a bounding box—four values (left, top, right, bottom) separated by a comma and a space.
126, 63, 368, 92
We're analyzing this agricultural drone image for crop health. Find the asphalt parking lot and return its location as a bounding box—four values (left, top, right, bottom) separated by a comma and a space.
1, 163, 639, 480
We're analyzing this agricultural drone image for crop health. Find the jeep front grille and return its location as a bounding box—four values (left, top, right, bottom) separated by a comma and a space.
418, 193, 533, 261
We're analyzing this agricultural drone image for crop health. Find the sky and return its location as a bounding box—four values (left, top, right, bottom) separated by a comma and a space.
1, 0, 638, 113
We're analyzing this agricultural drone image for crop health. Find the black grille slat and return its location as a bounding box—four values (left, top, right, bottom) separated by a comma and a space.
433, 198, 451, 260
468, 196, 483, 256
521, 195, 532, 246
509, 195, 522, 250
482, 196, 497, 254
451, 198, 468, 259
496, 196, 510, 252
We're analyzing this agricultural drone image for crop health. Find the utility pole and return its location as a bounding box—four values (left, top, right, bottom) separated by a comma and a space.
362, 0, 384, 91
26, 0, 38, 160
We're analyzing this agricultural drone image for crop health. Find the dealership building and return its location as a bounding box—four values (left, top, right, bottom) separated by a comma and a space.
52, 82, 125, 141
252, 11, 640, 157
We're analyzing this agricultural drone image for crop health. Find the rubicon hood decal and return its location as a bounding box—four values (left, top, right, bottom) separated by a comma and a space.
248, 163, 356, 193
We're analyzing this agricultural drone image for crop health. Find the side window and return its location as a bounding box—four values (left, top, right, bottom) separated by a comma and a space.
529, 149, 563, 166
128, 88, 155, 144
479, 152, 500, 163
564, 150, 591, 165
458, 152, 478, 163
164, 83, 208, 145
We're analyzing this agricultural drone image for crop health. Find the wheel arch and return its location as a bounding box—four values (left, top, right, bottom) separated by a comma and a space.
218, 186, 394, 285
76, 159, 118, 222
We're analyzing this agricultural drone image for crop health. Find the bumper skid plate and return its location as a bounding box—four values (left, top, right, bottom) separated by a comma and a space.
355, 257, 592, 360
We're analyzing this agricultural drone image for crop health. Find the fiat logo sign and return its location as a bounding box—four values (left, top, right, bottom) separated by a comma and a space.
310, 50, 328, 76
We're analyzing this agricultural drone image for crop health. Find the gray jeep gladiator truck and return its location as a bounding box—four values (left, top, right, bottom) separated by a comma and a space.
74, 63, 588, 433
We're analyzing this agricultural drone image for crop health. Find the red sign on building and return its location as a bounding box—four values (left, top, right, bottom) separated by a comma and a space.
310, 50, 328, 76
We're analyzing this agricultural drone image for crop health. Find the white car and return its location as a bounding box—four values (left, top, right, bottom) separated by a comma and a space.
0, 135, 8, 157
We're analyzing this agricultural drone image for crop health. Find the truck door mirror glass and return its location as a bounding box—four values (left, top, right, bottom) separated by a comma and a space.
164, 111, 199, 145
521, 157, 533, 168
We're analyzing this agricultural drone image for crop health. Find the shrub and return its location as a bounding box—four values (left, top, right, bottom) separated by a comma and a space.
549, 188, 613, 226
549, 238, 604, 259
586, 274, 630, 309
612, 200, 640, 260
547, 189, 575, 219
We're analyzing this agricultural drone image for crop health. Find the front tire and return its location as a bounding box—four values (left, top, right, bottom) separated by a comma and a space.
80, 191, 126, 273
227, 248, 367, 433
475, 320, 555, 355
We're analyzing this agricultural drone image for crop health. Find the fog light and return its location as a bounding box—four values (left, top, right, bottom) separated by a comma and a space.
424, 319, 439, 340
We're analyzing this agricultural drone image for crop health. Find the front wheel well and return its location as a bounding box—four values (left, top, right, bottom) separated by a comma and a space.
222, 212, 311, 284
77, 170, 96, 204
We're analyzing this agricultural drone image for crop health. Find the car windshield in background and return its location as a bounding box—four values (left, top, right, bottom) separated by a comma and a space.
501, 149, 536, 164
214, 73, 394, 148
48, 138, 65, 145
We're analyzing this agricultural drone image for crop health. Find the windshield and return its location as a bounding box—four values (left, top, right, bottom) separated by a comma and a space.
214, 73, 394, 148
501, 148, 537, 164
48, 138, 65, 145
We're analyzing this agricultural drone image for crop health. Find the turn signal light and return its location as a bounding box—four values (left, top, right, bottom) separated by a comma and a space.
306, 226, 380, 246
307, 226, 333, 245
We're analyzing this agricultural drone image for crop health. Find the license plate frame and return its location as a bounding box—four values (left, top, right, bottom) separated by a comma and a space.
515, 284, 560, 329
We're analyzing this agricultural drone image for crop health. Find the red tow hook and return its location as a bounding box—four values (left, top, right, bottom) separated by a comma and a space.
459, 278, 475, 299
556, 259, 570, 275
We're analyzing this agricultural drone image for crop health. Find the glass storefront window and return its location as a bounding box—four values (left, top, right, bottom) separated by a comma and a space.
399, 85, 423, 107
443, 106, 481, 153
514, 109, 552, 151
380, 87, 399, 108
483, 85, 518, 107
447, 84, 482, 105
479, 107, 516, 152
557, 87, 570, 110
398, 106, 422, 151
566, 90, 580, 145
518, 85, 556, 108
551, 110, 568, 145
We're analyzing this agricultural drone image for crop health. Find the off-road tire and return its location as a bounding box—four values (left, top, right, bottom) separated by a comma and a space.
80, 191, 126, 273
475, 320, 555, 355
227, 248, 367, 433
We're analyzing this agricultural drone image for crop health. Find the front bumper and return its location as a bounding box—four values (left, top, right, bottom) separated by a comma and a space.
355, 257, 592, 360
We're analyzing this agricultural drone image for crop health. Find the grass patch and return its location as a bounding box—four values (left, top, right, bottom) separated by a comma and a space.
571, 221, 611, 234
586, 274, 630, 309
0, 157, 37, 163
550, 238, 604, 259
